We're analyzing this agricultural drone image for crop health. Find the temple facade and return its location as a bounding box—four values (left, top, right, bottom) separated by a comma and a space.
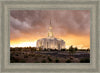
36, 20, 65, 50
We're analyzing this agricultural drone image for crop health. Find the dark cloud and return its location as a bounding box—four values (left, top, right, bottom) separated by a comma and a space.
10, 10, 90, 40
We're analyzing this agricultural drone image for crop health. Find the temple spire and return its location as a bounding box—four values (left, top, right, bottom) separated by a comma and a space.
48, 18, 54, 38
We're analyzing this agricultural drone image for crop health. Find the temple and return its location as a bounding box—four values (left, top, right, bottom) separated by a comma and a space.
36, 20, 65, 50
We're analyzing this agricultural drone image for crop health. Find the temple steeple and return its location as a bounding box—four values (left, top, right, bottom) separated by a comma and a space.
48, 19, 54, 38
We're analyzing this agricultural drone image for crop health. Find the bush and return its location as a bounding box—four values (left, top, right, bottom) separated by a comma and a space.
65, 59, 71, 63
48, 57, 52, 62
10, 57, 19, 63
41, 59, 46, 63
80, 58, 90, 63
61, 49, 66, 51
55, 59, 59, 63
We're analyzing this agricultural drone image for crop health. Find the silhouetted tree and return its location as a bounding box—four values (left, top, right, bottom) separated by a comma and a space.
61, 48, 66, 51
69, 46, 78, 56
69, 46, 74, 55
87, 48, 90, 51
68, 45, 77, 58
74, 47, 78, 51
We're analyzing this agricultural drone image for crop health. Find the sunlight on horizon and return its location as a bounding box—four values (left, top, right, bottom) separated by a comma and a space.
10, 41, 89, 49
10, 41, 37, 48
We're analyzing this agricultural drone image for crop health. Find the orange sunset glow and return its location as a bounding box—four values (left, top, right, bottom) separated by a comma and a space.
10, 10, 90, 49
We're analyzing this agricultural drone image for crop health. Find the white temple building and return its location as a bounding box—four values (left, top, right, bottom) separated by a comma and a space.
36, 20, 65, 50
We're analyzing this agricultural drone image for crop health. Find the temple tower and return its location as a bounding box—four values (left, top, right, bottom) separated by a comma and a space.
48, 19, 54, 38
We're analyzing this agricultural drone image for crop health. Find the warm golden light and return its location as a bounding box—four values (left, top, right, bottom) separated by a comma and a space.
10, 41, 37, 47
61, 34, 90, 49
10, 34, 90, 49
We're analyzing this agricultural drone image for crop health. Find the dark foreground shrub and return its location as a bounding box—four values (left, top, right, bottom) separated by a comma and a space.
10, 57, 19, 63
80, 58, 90, 63
48, 57, 52, 62
65, 59, 71, 63
55, 59, 59, 63
41, 59, 46, 63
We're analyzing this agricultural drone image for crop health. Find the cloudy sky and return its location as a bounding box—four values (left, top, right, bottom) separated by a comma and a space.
10, 10, 90, 49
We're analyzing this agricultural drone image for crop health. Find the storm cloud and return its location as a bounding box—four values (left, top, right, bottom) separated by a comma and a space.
10, 10, 90, 42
